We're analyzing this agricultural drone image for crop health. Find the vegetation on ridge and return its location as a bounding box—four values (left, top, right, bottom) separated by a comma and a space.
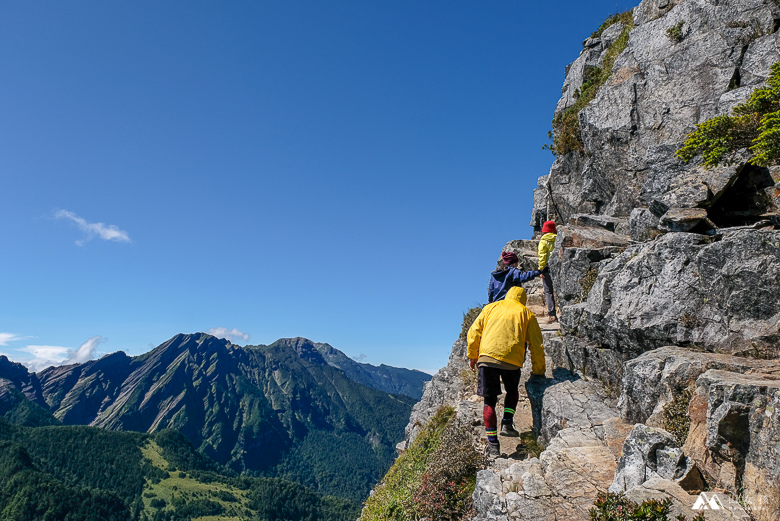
547, 10, 635, 157
361, 405, 484, 521
677, 60, 780, 167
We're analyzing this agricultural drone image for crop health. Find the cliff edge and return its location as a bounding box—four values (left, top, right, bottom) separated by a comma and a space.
364, 1, 780, 520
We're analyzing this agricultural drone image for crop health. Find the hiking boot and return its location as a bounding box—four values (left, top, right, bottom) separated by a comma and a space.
486, 440, 501, 459
500, 421, 520, 437
547, 316, 558, 324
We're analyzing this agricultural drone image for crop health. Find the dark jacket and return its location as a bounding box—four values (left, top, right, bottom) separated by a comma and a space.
487, 267, 541, 303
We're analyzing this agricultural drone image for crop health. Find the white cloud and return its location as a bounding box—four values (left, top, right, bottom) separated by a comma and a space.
207, 327, 250, 343
64, 336, 103, 365
54, 209, 131, 246
19, 336, 104, 372
0, 332, 23, 346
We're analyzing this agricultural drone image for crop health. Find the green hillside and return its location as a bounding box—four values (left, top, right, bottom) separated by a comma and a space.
0, 419, 360, 521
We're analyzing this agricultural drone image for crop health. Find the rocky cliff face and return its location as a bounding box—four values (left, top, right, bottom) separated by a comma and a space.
389, 0, 780, 519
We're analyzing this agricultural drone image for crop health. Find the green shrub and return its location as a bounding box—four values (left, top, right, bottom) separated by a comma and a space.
590, 492, 705, 520
666, 21, 685, 42
591, 11, 634, 39
413, 415, 483, 520
515, 431, 545, 460
663, 384, 695, 446
677, 61, 780, 167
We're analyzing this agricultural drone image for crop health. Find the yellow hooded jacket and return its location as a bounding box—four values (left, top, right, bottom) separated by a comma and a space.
538, 232, 556, 270
466, 286, 545, 376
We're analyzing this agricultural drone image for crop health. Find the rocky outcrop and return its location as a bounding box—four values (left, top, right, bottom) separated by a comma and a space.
567, 230, 780, 359
623, 478, 750, 521
609, 424, 704, 494
532, 0, 780, 231
683, 369, 780, 510
525, 371, 619, 444
619, 346, 779, 425
473, 428, 620, 521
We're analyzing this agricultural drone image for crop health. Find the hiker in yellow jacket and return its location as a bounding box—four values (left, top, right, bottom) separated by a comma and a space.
467, 286, 545, 457
538, 220, 558, 323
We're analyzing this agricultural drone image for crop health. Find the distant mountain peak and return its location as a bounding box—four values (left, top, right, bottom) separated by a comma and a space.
269, 337, 327, 364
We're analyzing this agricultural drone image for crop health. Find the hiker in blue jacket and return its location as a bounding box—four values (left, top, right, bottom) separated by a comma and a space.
487, 251, 542, 303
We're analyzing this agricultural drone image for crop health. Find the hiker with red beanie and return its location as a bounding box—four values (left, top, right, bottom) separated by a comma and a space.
538, 221, 558, 323
487, 251, 543, 303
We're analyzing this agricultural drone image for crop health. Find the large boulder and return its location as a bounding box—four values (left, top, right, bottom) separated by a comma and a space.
525, 372, 620, 445
683, 369, 780, 510
472, 428, 620, 521
624, 478, 750, 520
571, 230, 780, 358
609, 424, 704, 494
545, 335, 625, 392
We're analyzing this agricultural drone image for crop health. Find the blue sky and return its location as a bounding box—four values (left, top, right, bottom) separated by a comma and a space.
1, 1, 637, 374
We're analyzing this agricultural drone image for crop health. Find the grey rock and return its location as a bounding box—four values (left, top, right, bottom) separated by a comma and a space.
619, 346, 778, 425
659, 207, 710, 232
559, 303, 586, 337
569, 213, 627, 232
550, 244, 623, 308
575, 230, 780, 358
650, 162, 745, 217
545, 335, 625, 393
683, 369, 780, 508
531, 0, 780, 227
499, 239, 543, 273
557, 225, 631, 249
472, 427, 619, 521
628, 207, 661, 241
610, 424, 703, 493
739, 32, 780, 87
525, 370, 619, 444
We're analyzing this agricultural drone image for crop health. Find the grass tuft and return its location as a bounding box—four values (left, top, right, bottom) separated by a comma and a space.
662, 384, 695, 446
460, 305, 484, 343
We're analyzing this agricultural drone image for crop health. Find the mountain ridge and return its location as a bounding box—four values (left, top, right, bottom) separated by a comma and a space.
0, 332, 428, 503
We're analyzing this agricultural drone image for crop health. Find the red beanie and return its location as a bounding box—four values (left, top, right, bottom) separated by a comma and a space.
501, 251, 519, 265
542, 221, 557, 234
